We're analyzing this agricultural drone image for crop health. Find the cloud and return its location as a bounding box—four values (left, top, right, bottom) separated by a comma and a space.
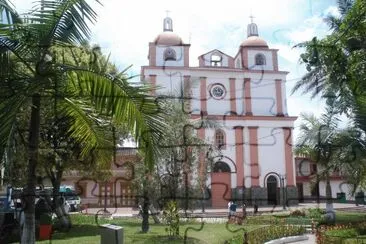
8, 0, 338, 140
88, 0, 326, 72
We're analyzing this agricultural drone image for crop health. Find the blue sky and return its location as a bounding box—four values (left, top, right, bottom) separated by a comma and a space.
11, 0, 341, 140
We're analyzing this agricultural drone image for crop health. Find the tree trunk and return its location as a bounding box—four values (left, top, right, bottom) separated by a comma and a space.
141, 169, 151, 233
325, 174, 336, 224
21, 94, 41, 244
141, 186, 150, 233
52, 170, 71, 231
325, 175, 334, 212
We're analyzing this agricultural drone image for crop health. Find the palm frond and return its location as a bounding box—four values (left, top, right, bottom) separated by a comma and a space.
324, 15, 342, 31
0, 94, 28, 163
65, 69, 165, 169
57, 97, 112, 158
0, 36, 36, 74
337, 0, 354, 16
28, 0, 101, 46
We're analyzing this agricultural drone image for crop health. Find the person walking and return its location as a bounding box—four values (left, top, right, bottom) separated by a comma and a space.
228, 201, 233, 219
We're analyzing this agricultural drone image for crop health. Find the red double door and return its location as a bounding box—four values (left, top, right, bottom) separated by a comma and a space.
211, 172, 231, 208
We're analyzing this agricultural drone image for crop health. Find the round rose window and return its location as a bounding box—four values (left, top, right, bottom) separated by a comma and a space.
210, 84, 226, 99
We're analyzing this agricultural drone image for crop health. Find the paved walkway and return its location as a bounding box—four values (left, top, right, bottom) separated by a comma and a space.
294, 234, 316, 243
81, 202, 364, 217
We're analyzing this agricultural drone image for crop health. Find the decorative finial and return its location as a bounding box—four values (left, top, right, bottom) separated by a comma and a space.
247, 14, 258, 37
249, 14, 255, 24
163, 11, 173, 32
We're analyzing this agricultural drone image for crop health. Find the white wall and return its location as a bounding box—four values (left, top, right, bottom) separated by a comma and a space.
202, 121, 294, 188
257, 127, 286, 187
250, 79, 277, 116
206, 78, 231, 115
281, 80, 288, 115
235, 78, 244, 115
247, 50, 274, 70
319, 180, 354, 200
235, 57, 242, 68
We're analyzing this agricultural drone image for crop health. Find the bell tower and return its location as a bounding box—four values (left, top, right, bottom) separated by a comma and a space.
147, 13, 190, 67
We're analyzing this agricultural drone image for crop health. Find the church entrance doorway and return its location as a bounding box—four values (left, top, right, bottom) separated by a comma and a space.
211, 161, 231, 208
267, 175, 278, 205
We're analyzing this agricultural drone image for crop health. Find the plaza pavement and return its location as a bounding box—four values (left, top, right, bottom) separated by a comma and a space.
293, 234, 316, 244
81, 202, 365, 217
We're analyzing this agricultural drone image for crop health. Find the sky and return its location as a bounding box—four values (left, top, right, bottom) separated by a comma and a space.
10, 0, 341, 140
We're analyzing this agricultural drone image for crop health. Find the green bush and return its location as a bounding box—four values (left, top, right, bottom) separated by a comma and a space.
307, 208, 325, 219
162, 200, 180, 237
227, 225, 306, 243
326, 228, 358, 238
356, 222, 366, 235
317, 224, 359, 243
290, 209, 306, 217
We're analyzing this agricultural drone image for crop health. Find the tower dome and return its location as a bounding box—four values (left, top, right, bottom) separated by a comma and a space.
240, 17, 268, 48
154, 16, 183, 46
240, 36, 268, 48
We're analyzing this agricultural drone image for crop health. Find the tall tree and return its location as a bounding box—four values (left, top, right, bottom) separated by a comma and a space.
0, 1, 164, 243
132, 98, 219, 233
292, 0, 366, 202
295, 98, 342, 213
292, 0, 366, 119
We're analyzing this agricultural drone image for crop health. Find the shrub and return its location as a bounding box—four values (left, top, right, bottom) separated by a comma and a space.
290, 209, 306, 217
227, 225, 306, 243
316, 224, 355, 244
162, 200, 180, 237
307, 208, 325, 219
326, 228, 358, 238
355, 222, 366, 235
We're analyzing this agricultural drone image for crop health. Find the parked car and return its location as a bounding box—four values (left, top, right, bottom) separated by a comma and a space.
62, 191, 81, 212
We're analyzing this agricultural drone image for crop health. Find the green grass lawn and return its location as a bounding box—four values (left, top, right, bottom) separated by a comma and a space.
31, 211, 366, 243
334, 211, 366, 224
36, 215, 262, 244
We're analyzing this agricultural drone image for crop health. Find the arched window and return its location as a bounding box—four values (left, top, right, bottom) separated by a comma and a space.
215, 130, 225, 148
267, 175, 277, 185
211, 54, 222, 66
164, 48, 176, 61
213, 161, 231, 173
255, 53, 266, 65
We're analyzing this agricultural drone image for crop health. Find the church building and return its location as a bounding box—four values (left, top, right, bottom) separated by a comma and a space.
141, 16, 297, 208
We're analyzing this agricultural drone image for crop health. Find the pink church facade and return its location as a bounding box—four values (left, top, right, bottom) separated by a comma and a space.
141, 16, 297, 207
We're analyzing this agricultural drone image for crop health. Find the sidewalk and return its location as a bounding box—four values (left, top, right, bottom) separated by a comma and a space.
293, 234, 316, 243
81, 202, 363, 217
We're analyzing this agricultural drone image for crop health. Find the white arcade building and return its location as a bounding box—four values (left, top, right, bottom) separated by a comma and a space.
141, 16, 297, 208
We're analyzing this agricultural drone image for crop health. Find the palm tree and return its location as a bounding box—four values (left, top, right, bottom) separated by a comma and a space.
0, 1, 164, 243
295, 99, 342, 213
324, 0, 354, 31
291, 0, 364, 116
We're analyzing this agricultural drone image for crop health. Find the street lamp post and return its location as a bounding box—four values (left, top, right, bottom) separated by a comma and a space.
280, 175, 286, 210
103, 181, 109, 214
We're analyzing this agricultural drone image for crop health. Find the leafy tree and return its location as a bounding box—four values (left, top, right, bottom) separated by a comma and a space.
0, 1, 164, 243
292, 0, 366, 119
292, 0, 366, 203
132, 98, 219, 232
295, 99, 342, 213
